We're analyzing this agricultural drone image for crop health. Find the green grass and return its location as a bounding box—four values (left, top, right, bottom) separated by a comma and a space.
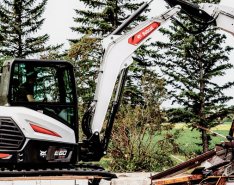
141, 122, 232, 155
167, 122, 231, 154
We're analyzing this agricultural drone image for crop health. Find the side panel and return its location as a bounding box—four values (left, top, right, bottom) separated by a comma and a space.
0, 107, 76, 144
0, 106, 77, 164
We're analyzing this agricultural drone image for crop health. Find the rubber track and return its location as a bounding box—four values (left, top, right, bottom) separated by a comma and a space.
0, 164, 117, 179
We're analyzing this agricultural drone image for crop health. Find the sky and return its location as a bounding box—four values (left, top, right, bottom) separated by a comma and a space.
40, 0, 168, 48
39, 0, 80, 48
40, 0, 233, 48
40, 0, 234, 107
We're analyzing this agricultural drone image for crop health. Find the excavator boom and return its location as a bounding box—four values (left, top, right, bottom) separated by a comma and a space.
90, 6, 181, 134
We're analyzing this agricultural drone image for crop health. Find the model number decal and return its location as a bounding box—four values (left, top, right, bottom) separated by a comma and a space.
54, 150, 67, 156
128, 22, 161, 46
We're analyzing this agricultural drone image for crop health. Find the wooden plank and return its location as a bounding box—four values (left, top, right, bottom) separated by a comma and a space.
153, 174, 203, 185
0, 179, 88, 185
0, 175, 102, 181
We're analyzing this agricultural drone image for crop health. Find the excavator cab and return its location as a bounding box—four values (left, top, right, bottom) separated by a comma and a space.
0, 59, 79, 165
0, 59, 78, 138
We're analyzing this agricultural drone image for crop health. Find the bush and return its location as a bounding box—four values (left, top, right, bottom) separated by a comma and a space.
108, 106, 183, 172
107, 74, 182, 172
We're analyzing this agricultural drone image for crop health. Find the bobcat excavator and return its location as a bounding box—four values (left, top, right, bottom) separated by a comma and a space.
0, 0, 234, 183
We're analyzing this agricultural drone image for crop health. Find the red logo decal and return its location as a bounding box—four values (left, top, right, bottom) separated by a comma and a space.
128, 22, 161, 45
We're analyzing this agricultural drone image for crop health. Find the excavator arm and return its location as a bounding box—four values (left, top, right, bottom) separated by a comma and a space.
80, 2, 181, 161
90, 6, 181, 134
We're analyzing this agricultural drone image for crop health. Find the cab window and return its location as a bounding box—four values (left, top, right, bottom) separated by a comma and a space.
9, 61, 77, 127
11, 62, 74, 103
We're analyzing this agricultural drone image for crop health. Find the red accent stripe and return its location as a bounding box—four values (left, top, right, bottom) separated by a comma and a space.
30, 124, 61, 138
0, 153, 11, 159
128, 22, 161, 45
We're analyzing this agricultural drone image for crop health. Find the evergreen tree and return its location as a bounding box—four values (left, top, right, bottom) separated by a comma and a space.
71, 0, 146, 37
0, 0, 52, 58
155, 0, 234, 152
69, 35, 102, 104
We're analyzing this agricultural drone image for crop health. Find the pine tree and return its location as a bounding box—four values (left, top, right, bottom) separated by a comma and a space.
71, 0, 146, 37
155, 0, 234, 152
69, 35, 102, 104
0, 0, 52, 58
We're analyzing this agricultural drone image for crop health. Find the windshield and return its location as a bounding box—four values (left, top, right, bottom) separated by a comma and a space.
9, 60, 77, 127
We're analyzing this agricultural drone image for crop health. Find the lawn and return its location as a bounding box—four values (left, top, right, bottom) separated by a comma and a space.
171, 122, 231, 154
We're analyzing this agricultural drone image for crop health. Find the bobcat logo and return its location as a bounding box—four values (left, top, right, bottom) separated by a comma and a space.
40, 150, 47, 158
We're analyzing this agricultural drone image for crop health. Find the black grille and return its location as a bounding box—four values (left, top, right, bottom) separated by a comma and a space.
0, 117, 25, 150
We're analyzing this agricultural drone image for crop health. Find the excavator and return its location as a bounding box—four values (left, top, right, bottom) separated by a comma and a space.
0, 0, 234, 183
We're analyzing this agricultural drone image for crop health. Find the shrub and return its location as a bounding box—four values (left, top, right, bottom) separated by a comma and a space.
107, 74, 182, 172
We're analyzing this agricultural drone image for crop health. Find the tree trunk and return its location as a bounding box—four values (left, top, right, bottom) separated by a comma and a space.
202, 130, 209, 152
15, 0, 23, 58
198, 53, 208, 153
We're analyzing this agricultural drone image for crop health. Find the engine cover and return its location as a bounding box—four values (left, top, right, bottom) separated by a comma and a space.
0, 106, 77, 165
